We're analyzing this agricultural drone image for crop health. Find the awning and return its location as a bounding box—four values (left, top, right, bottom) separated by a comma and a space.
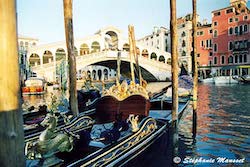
239, 65, 250, 69
221, 65, 239, 70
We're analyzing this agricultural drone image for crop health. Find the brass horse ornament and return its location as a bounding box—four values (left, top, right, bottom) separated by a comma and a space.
26, 113, 74, 166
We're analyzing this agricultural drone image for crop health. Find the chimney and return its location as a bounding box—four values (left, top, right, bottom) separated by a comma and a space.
202, 19, 208, 25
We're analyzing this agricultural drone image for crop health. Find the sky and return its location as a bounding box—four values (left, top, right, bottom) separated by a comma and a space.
16, 0, 250, 44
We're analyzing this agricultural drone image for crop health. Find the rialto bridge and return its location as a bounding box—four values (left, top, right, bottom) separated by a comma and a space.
28, 26, 173, 82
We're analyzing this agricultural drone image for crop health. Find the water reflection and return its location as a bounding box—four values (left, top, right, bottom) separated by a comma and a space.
178, 84, 250, 166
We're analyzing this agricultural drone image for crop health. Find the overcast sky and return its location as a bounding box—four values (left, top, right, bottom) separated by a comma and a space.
16, 0, 250, 44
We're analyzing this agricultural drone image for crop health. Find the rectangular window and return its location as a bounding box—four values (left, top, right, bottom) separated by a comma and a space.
209, 29, 213, 34
206, 40, 209, 48
214, 21, 218, 26
235, 18, 239, 22
197, 54, 200, 57
209, 52, 213, 56
200, 40, 204, 47
229, 18, 233, 23
228, 41, 233, 50
226, 8, 233, 14
214, 11, 221, 16
200, 31, 204, 35
221, 56, 225, 64
244, 15, 248, 20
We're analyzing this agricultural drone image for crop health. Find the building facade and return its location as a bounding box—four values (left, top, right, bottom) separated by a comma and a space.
137, 26, 171, 54
177, 14, 199, 74
196, 23, 213, 78
211, 0, 250, 76
18, 35, 39, 84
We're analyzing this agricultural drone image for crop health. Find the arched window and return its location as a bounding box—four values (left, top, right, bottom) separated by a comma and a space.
228, 27, 233, 35
159, 55, 165, 63
122, 43, 129, 51
228, 55, 233, 64
214, 57, 217, 65
182, 40, 186, 47
182, 51, 186, 56
213, 30, 218, 37
239, 55, 243, 63
228, 41, 233, 50
181, 31, 186, 37
243, 24, 248, 32
150, 52, 157, 60
221, 55, 225, 64
235, 55, 238, 63
243, 54, 247, 62
214, 44, 217, 52
142, 49, 149, 58
80, 43, 89, 55
235, 27, 238, 34
103, 69, 108, 80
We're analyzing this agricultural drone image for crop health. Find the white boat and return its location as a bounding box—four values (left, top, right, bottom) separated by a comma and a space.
22, 77, 47, 95
214, 76, 239, 84
200, 77, 214, 83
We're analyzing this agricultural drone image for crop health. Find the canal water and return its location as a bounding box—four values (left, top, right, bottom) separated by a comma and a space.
177, 83, 250, 167
22, 83, 250, 166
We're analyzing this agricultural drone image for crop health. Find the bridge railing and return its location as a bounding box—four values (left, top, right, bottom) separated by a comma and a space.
32, 50, 171, 71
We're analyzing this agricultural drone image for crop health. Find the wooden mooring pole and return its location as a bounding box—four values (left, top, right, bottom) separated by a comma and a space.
170, 0, 179, 165
0, 0, 25, 166
192, 0, 198, 138
63, 0, 79, 117
128, 25, 136, 83
170, 0, 178, 127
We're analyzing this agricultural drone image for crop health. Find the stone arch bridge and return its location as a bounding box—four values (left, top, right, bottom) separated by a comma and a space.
32, 50, 171, 82
28, 26, 173, 82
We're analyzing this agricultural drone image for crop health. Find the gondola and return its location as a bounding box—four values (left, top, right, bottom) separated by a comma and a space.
25, 80, 190, 167
23, 87, 100, 141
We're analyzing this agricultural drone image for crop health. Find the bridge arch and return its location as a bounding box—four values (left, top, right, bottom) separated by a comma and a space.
150, 52, 157, 60
105, 31, 118, 50
122, 43, 129, 51
80, 43, 90, 55
91, 41, 101, 53
29, 53, 41, 67
43, 50, 53, 64
55, 48, 66, 61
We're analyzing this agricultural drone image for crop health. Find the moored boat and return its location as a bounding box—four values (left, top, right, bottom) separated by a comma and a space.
240, 75, 250, 83
199, 77, 214, 83
24, 75, 190, 167
214, 76, 239, 84
22, 77, 47, 95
